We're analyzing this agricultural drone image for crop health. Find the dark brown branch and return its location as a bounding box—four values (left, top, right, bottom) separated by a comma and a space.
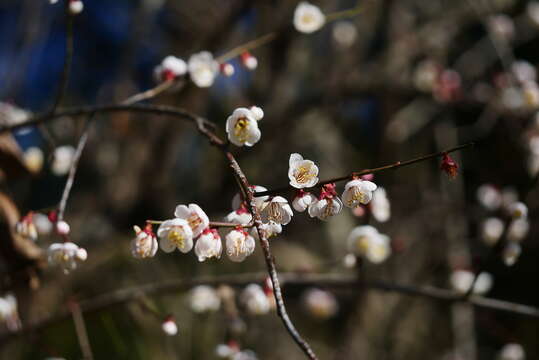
255, 142, 475, 197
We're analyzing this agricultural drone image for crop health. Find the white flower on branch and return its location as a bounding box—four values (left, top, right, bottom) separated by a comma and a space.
507, 201, 528, 219
23, 147, 44, 173
225, 206, 252, 225
503, 242, 521, 267
161, 316, 178, 336
194, 228, 222, 262
288, 153, 319, 189
450, 270, 493, 295
154, 56, 187, 82
189, 285, 221, 313
225, 108, 262, 147
174, 203, 209, 237
342, 179, 377, 208
131, 225, 158, 259
294, 2, 326, 34
241, 284, 271, 315
231, 185, 268, 212
292, 190, 317, 212
51, 145, 75, 176
371, 187, 390, 222
481, 217, 504, 246
69, 0, 84, 15
302, 288, 338, 319
225, 228, 255, 262
15, 212, 37, 241
308, 184, 343, 221
220, 63, 235, 77
347, 225, 391, 264
260, 196, 293, 225
55, 220, 71, 235
188, 51, 219, 88
157, 218, 194, 253
498, 343, 525, 360
47, 242, 87, 274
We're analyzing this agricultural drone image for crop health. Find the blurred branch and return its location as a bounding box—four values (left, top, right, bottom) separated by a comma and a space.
68, 300, 93, 360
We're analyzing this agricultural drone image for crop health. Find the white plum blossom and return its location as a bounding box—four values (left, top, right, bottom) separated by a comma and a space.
507, 202, 528, 219
189, 285, 221, 313
342, 179, 377, 208
307, 183, 343, 221
226, 228, 255, 262
131, 225, 158, 259
347, 225, 391, 264
48, 242, 87, 274
231, 185, 269, 212
498, 343, 525, 360
260, 196, 293, 225
332, 21, 357, 48
240, 52, 258, 70
288, 153, 319, 189
33, 212, 53, 235
481, 217, 505, 246
503, 242, 522, 267
154, 56, 187, 81
251, 221, 282, 240
292, 190, 317, 212
56, 220, 70, 235
293, 2, 326, 34
476, 184, 502, 210
23, 147, 44, 173
507, 218, 530, 242
188, 51, 219, 88
371, 187, 391, 222
69, 0, 84, 15
194, 228, 222, 262
225, 206, 252, 225
240, 284, 271, 315
52, 145, 75, 176
15, 213, 37, 241
450, 270, 493, 295
225, 108, 261, 147
161, 316, 178, 336
220, 63, 235, 77
157, 218, 194, 253
512, 60, 536, 84
217, 342, 259, 360
174, 203, 209, 237
302, 288, 338, 319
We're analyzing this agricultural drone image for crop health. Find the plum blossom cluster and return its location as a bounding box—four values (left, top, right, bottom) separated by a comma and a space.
476, 184, 529, 266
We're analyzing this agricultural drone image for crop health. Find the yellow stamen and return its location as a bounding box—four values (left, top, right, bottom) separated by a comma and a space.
168, 229, 185, 248
234, 117, 249, 142
295, 165, 315, 184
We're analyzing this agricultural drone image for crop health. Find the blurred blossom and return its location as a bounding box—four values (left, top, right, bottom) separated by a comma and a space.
528, 2, 539, 26
501, 187, 519, 210
332, 21, 357, 48
487, 14, 515, 42
51, 146, 75, 176
188, 51, 219, 88
511, 61, 536, 84
507, 218, 529, 242
220, 63, 235, 77
23, 147, 44, 173
522, 81, 539, 108
33, 212, 53, 235
0, 102, 31, 130
507, 202, 528, 219
347, 225, 391, 264
260, 196, 293, 225
69, 0, 84, 15
293, 2, 326, 34
476, 184, 502, 210
189, 285, 221, 313
481, 217, 504, 246
240, 284, 271, 315
503, 242, 521, 266
342, 253, 357, 268
413, 59, 440, 92
502, 87, 524, 109
240, 52, 258, 71
433, 69, 461, 103
288, 153, 319, 189
0, 294, 20, 332
55, 220, 70, 235
47, 242, 87, 274
161, 316, 178, 336
450, 270, 493, 295
153, 56, 187, 82
342, 179, 377, 208
498, 343, 525, 360
302, 288, 338, 319
15, 212, 37, 241
371, 187, 391, 222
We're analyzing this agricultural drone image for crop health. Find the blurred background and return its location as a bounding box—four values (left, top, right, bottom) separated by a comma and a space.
0, 0, 538, 359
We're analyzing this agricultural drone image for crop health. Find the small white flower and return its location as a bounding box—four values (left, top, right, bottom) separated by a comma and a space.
308, 184, 342, 221
251, 221, 282, 240
507, 218, 530, 242
0, 293, 19, 331
498, 343, 525, 360
503, 242, 521, 267
15, 213, 37, 241
69, 0, 84, 15
512, 60, 536, 83
51, 145, 75, 176
347, 225, 391, 264
371, 187, 390, 222
56, 220, 70, 235
241, 52, 258, 70
154, 56, 187, 81
293, 2, 326, 34
189, 285, 221, 313
476, 184, 502, 210
342, 253, 357, 268
481, 217, 505, 246
157, 218, 194, 253
302, 288, 338, 319
174, 203, 209, 237
220, 63, 235, 77
231, 185, 268, 212
33, 213, 53, 235
131, 225, 158, 259
260, 196, 293, 225
225, 207, 252, 225
226, 108, 261, 147
342, 179, 377, 208
332, 21, 357, 48
216, 341, 241, 358
249, 106, 264, 121
161, 317, 178, 336
47, 242, 87, 274
226, 228, 255, 262
288, 153, 319, 189
450, 270, 493, 295
292, 190, 317, 212
507, 201, 528, 219
414, 59, 441, 92
194, 229, 222, 262
188, 51, 219, 88
241, 284, 271, 315
487, 14, 515, 42
23, 147, 44, 173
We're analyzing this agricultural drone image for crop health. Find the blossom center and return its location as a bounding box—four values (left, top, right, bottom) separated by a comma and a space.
268, 202, 283, 222
347, 187, 366, 206
295, 165, 315, 183
168, 228, 185, 248
234, 117, 249, 142
188, 214, 202, 230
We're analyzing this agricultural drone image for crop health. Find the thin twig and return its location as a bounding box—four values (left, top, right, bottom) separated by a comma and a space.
69, 300, 94, 360
255, 142, 475, 197
216, 33, 277, 63
146, 220, 255, 229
